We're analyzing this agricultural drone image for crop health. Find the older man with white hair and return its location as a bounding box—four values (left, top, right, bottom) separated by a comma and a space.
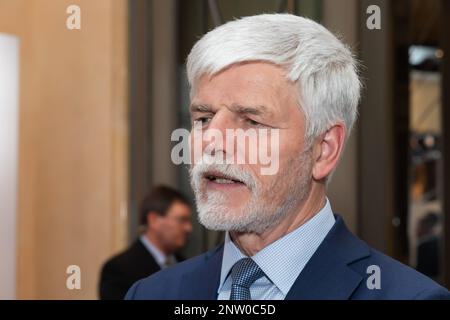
126, 14, 449, 300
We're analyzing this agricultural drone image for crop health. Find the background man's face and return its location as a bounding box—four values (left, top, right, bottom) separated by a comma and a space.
155, 201, 192, 252
189, 62, 315, 234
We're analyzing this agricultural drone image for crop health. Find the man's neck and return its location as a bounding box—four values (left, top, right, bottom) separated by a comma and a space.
230, 183, 326, 256
144, 232, 170, 256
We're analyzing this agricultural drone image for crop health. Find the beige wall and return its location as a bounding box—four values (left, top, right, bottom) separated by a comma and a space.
0, 0, 129, 299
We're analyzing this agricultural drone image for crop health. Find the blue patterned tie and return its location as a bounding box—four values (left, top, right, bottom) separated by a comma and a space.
230, 258, 265, 300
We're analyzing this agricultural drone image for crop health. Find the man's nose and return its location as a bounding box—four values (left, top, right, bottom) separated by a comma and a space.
208, 110, 238, 131
202, 111, 237, 155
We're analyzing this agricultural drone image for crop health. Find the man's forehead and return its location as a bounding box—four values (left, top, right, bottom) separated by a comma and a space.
168, 201, 191, 213
197, 62, 286, 86
189, 67, 301, 122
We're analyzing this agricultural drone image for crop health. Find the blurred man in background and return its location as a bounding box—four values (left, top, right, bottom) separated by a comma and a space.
99, 185, 192, 300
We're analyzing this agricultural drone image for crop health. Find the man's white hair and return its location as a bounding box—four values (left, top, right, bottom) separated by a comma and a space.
186, 14, 361, 143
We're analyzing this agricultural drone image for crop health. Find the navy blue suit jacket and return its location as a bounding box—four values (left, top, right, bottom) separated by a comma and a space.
125, 216, 450, 300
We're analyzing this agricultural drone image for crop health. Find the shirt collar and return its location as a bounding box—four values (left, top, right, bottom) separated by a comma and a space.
218, 198, 336, 295
139, 234, 167, 268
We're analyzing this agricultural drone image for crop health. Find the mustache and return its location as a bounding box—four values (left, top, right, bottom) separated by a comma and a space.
190, 163, 257, 190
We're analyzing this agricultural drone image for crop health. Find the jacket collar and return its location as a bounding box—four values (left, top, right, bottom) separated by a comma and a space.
180, 215, 370, 300
285, 215, 371, 299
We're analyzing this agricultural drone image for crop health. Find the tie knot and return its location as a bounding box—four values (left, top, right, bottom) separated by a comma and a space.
231, 258, 265, 289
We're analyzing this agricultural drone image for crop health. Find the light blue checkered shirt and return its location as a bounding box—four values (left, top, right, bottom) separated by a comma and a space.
217, 198, 335, 300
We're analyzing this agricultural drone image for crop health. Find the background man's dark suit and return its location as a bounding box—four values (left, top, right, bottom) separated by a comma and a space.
99, 239, 162, 300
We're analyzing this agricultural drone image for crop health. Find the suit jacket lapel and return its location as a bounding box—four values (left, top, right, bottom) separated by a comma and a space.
286, 216, 371, 300
179, 216, 370, 300
134, 239, 161, 274
180, 244, 224, 300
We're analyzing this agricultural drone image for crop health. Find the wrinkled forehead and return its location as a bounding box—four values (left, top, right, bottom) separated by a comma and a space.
190, 62, 298, 112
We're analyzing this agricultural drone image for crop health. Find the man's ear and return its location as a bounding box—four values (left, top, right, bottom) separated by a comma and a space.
312, 123, 346, 181
146, 211, 161, 228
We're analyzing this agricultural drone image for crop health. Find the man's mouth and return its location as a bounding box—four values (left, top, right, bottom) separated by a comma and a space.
203, 171, 245, 186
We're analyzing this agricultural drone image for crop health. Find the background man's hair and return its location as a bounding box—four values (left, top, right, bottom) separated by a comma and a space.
139, 185, 190, 227
186, 13, 361, 145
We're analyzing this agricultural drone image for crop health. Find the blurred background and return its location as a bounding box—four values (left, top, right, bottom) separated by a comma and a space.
0, 0, 449, 299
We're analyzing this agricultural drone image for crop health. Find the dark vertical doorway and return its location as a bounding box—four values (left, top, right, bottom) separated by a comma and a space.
128, 0, 153, 240
391, 0, 410, 264
441, 0, 450, 288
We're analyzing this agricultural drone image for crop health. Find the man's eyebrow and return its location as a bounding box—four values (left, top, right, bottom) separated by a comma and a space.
189, 103, 270, 116
229, 104, 269, 116
189, 104, 213, 113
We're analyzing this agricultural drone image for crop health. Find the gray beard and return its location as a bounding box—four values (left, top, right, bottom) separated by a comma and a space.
190, 150, 313, 234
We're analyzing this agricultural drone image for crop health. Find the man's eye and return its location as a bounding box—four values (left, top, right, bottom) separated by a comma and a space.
195, 117, 211, 125
247, 118, 263, 127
